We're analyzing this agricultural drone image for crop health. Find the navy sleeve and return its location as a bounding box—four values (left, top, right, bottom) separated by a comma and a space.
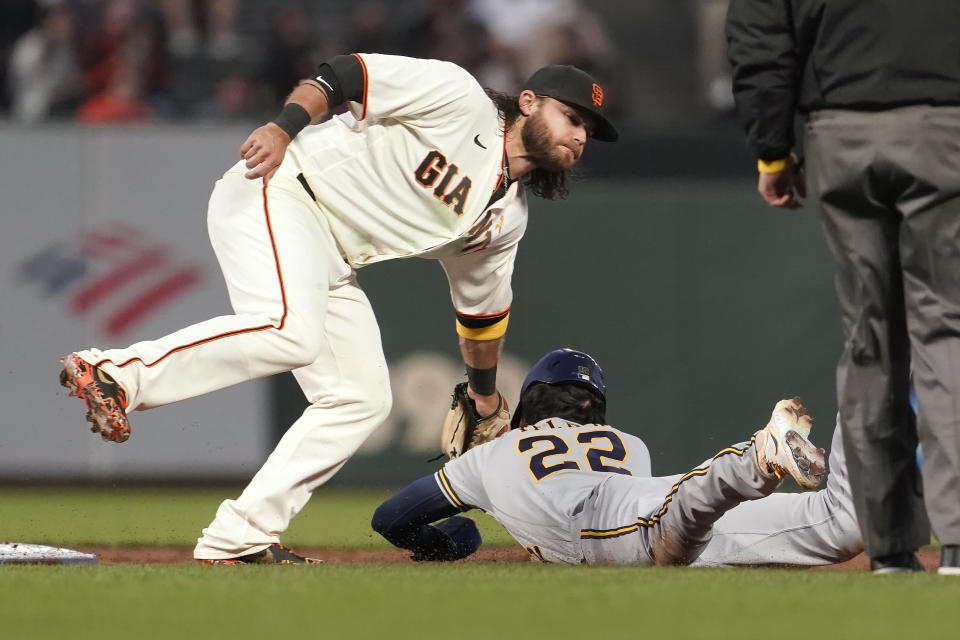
371, 475, 482, 561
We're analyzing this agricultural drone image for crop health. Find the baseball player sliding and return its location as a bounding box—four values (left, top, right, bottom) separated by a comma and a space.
58, 54, 618, 564
373, 349, 834, 566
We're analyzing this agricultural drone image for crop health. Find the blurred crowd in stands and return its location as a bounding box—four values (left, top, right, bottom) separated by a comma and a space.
0, 0, 641, 126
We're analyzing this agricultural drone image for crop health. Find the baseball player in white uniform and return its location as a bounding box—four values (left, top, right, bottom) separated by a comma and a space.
373, 349, 838, 566
58, 54, 619, 564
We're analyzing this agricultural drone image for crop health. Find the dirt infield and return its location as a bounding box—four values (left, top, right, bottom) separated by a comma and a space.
808, 548, 941, 572
75, 546, 529, 565
76, 546, 942, 570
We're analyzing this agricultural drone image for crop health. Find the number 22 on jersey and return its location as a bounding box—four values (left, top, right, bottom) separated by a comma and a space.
517, 429, 632, 481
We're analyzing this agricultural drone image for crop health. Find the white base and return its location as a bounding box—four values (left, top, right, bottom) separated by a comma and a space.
0, 542, 98, 565
938, 566, 960, 576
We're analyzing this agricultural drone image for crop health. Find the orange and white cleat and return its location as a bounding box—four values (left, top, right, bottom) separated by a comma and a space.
754, 397, 825, 489
59, 353, 130, 443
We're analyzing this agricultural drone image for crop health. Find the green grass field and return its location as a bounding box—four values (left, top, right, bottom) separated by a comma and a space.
2, 487, 958, 639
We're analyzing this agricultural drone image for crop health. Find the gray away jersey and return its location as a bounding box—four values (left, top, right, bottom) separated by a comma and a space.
437, 419, 651, 563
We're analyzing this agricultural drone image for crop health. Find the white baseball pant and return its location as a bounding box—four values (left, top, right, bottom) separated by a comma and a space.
75, 162, 392, 559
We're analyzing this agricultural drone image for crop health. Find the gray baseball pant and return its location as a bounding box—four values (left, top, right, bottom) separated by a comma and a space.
806, 105, 960, 556
580, 438, 779, 565
693, 420, 862, 566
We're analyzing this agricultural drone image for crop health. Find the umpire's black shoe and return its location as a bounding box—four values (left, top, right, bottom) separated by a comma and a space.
870, 551, 925, 574
940, 545, 960, 576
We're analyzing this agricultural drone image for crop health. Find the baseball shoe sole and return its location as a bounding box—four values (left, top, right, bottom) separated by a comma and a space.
754, 397, 825, 489
199, 543, 323, 565
59, 353, 131, 443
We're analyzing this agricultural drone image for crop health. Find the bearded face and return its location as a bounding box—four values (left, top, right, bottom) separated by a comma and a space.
520, 107, 580, 173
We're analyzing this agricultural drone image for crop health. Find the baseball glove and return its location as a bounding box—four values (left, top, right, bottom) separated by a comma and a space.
440, 382, 510, 459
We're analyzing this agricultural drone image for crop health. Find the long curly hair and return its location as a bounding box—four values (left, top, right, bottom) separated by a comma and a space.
484, 88, 573, 200
517, 381, 607, 426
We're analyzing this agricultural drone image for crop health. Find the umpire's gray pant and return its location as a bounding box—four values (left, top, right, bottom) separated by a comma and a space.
806, 105, 960, 557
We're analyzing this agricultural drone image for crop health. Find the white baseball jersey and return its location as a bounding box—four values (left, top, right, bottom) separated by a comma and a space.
285, 53, 527, 325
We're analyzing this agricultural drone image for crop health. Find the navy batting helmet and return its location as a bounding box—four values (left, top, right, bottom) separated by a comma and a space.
510, 348, 606, 428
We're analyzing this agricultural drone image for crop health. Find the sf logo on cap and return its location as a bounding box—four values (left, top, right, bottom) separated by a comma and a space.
591, 83, 604, 107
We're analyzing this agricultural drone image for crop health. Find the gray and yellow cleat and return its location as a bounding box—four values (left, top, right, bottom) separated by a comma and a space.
199, 543, 323, 565
754, 397, 825, 489
59, 353, 131, 443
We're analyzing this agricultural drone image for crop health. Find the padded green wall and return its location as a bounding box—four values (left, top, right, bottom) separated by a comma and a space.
274, 178, 844, 484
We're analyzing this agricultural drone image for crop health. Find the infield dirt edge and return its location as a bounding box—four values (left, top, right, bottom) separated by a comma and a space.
73, 546, 941, 571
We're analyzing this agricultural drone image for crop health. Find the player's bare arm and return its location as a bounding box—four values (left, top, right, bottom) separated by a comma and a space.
459, 336, 503, 416
240, 81, 330, 183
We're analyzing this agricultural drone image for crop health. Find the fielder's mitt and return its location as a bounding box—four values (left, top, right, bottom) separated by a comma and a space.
440, 382, 510, 459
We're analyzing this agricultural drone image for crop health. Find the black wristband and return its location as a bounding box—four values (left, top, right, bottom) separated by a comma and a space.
466, 365, 497, 396
271, 103, 311, 140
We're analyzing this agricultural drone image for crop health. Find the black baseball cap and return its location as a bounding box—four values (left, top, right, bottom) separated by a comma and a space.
522, 65, 618, 142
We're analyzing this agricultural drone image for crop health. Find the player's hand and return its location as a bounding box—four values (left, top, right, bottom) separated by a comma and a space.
239, 123, 290, 184
758, 163, 806, 210
466, 385, 501, 417
441, 383, 510, 459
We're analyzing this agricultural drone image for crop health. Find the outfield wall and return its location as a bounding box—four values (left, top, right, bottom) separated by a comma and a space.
328, 177, 844, 482
0, 126, 842, 483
